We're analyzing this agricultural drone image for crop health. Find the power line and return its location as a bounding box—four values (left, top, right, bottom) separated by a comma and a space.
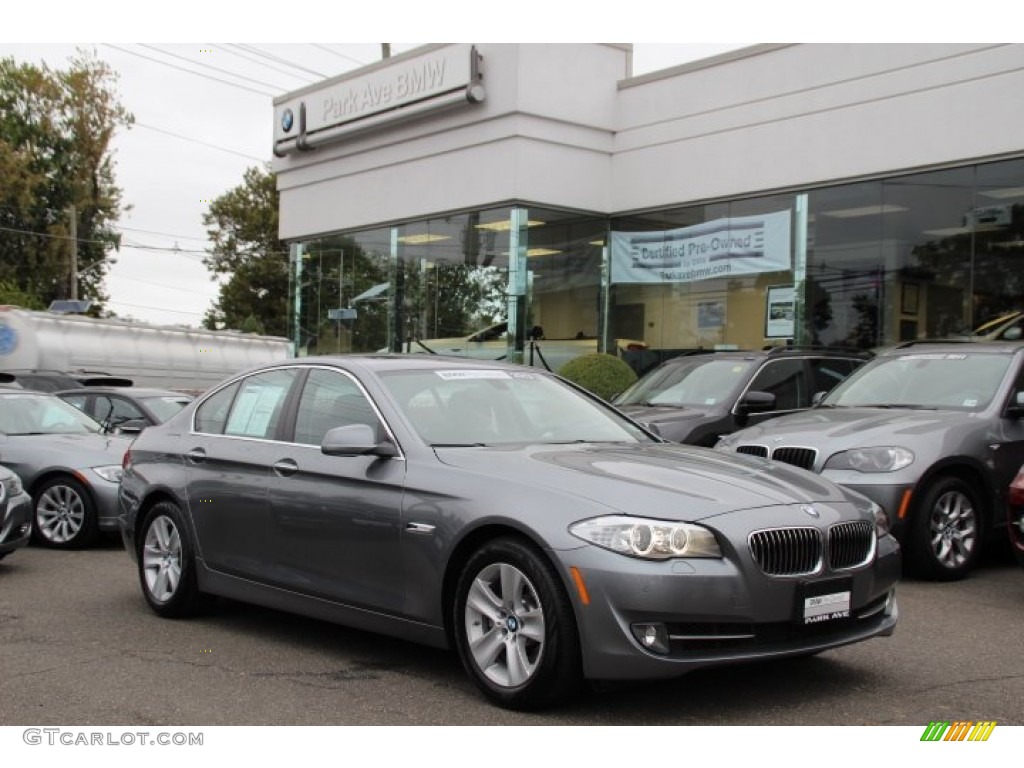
107, 300, 207, 318
132, 122, 267, 163
137, 44, 291, 93
309, 43, 368, 67
231, 44, 330, 79
211, 44, 318, 85
103, 43, 276, 98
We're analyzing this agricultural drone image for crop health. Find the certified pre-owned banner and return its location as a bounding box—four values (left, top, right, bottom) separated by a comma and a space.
610, 211, 792, 284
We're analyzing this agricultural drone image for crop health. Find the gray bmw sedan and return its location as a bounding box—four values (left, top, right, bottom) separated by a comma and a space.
118, 355, 899, 710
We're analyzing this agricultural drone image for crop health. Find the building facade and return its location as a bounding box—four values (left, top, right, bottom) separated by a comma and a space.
272, 43, 1024, 369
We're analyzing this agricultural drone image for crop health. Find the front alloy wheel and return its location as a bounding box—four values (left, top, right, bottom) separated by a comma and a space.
32, 477, 98, 548
464, 562, 546, 688
454, 538, 581, 710
911, 476, 982, 581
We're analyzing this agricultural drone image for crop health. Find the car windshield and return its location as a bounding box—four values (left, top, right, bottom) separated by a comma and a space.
0, 393, 104, 435
614, 358, 755, 407
380, 368, 653, 446
822, 352, 1012, 410
141, 396, 193, 422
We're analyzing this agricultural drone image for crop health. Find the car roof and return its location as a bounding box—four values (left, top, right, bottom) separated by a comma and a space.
654, 346, 871, 365
880, 340, 1024, 356
54, 387, 192, 398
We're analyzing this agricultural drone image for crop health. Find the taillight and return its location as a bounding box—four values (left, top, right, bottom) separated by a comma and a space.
122, 449, 133, 472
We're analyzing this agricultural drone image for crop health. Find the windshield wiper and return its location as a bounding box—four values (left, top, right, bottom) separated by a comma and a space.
851, 403, 937, 410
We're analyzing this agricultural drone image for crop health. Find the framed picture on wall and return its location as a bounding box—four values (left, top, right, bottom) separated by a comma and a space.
765, 285, 795, 339
697, 301, 724, 329
901, 283, 919, 315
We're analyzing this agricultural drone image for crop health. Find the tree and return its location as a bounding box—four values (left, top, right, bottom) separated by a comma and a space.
202, 165, 290, 336
0, 49, 132, 311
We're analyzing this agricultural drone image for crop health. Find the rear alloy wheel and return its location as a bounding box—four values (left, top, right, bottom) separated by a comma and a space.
32, 476, 98, 549
910, 477, 982, 581
138, 501, 205, 618
454, 538, 581, 710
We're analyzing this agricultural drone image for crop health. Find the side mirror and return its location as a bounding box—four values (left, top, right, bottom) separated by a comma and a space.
321, 423, 398, 458
1006, 391, 1024, 418
115, 419, 147, 434
736, 390, 777, 414
812, 391, 827, 406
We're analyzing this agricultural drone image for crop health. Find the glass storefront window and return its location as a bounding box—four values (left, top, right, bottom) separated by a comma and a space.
290, 157, 1024, 364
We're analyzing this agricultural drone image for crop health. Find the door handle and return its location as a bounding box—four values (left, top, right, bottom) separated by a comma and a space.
185, 448, 206, 464
273, 458, 299, 477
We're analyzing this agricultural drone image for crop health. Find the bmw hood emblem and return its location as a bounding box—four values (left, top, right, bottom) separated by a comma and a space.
801, 505, 820, 518
281, 108, 294, 133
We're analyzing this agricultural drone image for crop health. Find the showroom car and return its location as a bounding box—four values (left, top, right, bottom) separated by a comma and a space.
716, 341, 1024, 581
119, 354, 899, 710
0, 465, 32, 561
613, 346, 871, 446
56, 386, 193, 429
0, 389, 134, 548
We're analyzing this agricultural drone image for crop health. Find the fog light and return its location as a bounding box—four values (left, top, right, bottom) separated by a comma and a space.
883, 589, 897, 618
630, 623, 669, 655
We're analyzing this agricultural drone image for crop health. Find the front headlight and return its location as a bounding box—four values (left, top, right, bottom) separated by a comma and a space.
91, 465, 124, 483
569, 515, 722, 560
0, 473, 20, 499
823, 446, 914, 473
870, 501, 890, 537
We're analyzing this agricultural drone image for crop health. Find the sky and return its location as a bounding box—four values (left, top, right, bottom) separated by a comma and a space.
1, 3, 997, 329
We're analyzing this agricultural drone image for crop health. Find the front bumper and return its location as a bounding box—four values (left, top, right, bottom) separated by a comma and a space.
81, 474, 123, 533
554, 533, 900, 681
0, 491, 33, 556
819, 474, 914, 540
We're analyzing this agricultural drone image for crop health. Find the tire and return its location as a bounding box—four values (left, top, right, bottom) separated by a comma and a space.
31, 476, 99, 549
137, 501, 205, 618
453, 537, 582, 710
908, 476, 983, 581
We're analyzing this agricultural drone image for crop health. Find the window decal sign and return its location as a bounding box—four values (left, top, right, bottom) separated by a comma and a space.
610, 211, 792, 284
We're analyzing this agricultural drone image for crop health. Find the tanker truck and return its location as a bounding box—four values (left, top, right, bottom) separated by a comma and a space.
0, 306, 292, 394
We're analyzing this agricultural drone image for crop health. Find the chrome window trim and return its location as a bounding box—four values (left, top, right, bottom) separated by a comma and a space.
189, 363, 406, 461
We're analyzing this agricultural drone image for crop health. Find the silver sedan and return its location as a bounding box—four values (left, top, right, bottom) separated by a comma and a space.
118, 355, 900, 709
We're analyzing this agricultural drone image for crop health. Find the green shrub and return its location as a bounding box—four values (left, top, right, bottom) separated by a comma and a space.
558, 353, 637, 401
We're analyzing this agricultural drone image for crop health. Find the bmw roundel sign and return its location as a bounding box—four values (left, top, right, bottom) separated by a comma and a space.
281, 108, 294, 133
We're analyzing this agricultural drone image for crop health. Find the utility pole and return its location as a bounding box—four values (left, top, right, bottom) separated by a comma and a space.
68, 205, 78, 300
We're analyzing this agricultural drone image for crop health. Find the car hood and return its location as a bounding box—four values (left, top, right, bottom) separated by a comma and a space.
719, 407, 977, 449
1, 432, 133, 468
434, 442, 859, 520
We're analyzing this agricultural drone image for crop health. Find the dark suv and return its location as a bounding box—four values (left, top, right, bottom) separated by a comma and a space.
613, 346, 871, 446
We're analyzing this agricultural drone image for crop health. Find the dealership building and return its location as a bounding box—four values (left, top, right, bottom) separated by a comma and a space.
272, 43, 1024, 367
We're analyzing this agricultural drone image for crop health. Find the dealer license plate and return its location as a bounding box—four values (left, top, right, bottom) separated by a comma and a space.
797, 578, 852, 625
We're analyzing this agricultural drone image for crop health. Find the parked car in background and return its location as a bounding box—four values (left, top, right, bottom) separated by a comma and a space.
388, 320, 647, 372
0, 389, 133, 548
716, 341, 1024, 581
6, 369, 133, 393
119, 355, 899, 710
613, 346, 871, 446
56, 387, 193, 430
969, 310, 1024, 342
1008, 465, 1024, 568
0, 465, 32, 561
